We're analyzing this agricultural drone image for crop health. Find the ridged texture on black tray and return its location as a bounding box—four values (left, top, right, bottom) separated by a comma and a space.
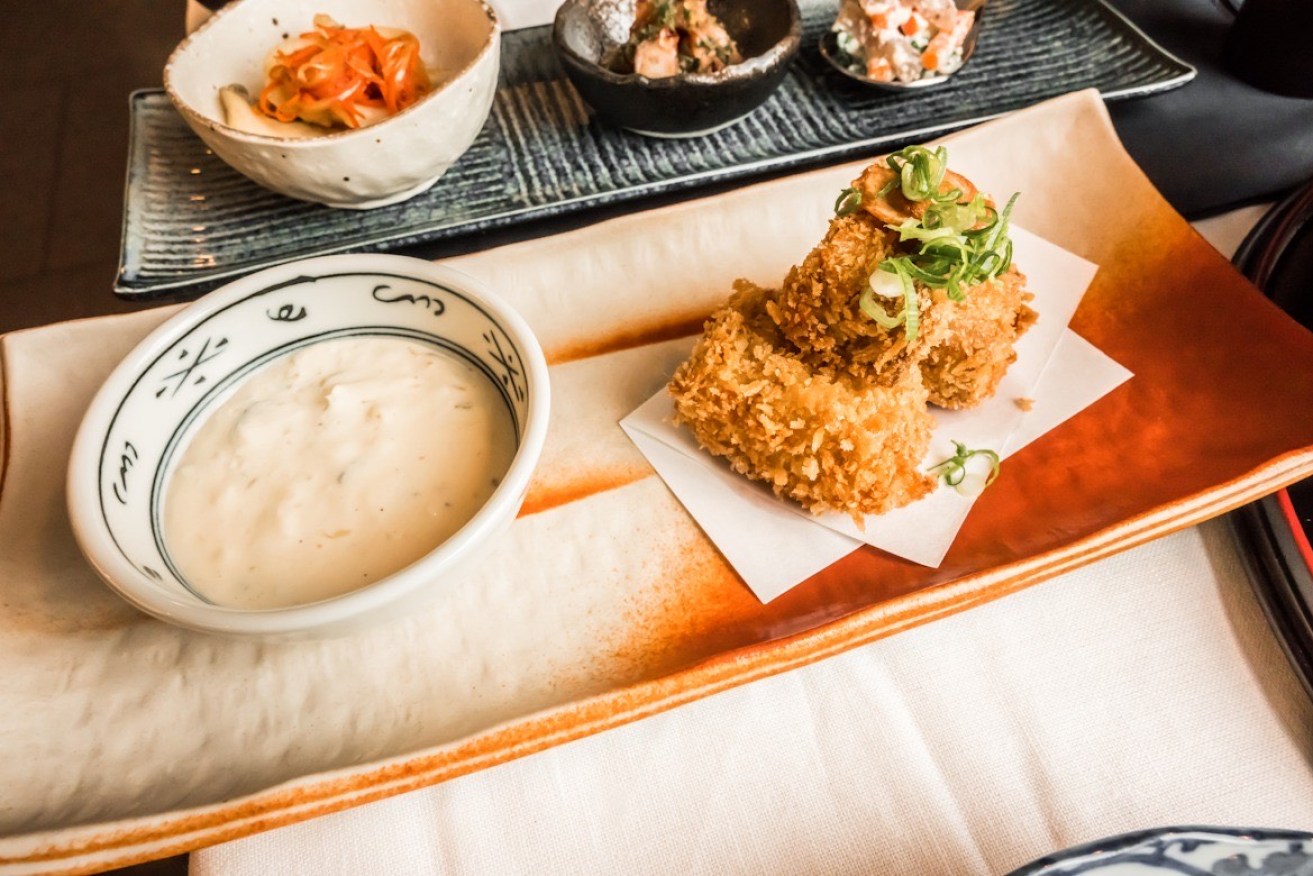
118, 0, 1192, 298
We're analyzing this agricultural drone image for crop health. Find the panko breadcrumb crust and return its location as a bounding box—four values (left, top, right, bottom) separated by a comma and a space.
669, 281, 936, 522
668, 155, 1036, 522
923, 266, 1036, 409
771, 170, 1035, 405
770, 211, 951, 385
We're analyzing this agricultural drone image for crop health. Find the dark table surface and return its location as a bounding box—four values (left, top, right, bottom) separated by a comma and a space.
0, 1, 1310, 874
1111, 0, 1313, 217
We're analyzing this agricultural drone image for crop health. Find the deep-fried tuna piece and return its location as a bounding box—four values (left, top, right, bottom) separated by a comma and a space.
772, 156, 1034, 408
923, 266, 1037, 409
768, 210, 951, 386
669, 281, 937, 522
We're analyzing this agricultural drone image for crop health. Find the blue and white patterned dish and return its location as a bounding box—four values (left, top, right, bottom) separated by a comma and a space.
66, 254, 550, 638
1008, 827, 1313, 876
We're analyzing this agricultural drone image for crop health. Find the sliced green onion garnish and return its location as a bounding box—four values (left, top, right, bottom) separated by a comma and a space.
882, 144, 960, 205
892, 220, 962, 245
834, 186, 862, 217
859, 287, 903, 329
867, 265, 904, 300
857, 144, 1020, 327
929, 441, 1001, 494
876, 194, 1017, 306
924, 193, 988, 233
896, 259, 919, 340
982, 191, 1019, 256
861, 260, 921, 340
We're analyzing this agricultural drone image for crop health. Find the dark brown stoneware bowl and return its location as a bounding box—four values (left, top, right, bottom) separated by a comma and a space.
552, 0, 802, 137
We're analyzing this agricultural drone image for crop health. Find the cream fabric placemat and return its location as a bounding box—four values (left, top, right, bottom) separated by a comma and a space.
182, 206, 1313, 875
186, 523, 1313, 875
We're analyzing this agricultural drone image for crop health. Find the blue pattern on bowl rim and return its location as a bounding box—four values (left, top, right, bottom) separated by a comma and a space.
69, 255, 548, 635
1008, 827, 1313, 876
102, 271, 528, 602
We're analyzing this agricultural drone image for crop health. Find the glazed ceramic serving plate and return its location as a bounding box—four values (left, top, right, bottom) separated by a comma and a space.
1007, 827, 1313, 875
114, 0, 1193, 300
4, 91, 1313, 873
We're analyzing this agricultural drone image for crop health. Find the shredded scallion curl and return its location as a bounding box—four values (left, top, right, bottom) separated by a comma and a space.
859, 260, 921, 339
872, 189, 1019, 312
834, 186, 863, 217
879, 145, 962, 205
858, 143, 1021, 335
929, 441, 1001, 493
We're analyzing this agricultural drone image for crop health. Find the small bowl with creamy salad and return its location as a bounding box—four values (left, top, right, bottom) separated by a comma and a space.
66, 255, 549, 638
820, 0, 985, 90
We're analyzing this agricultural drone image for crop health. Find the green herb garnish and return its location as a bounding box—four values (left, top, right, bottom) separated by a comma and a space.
615, 0, 738, 74
617, 0, 681, 67
929, 441, 1001, 494
859, 259, 919, 339
834, 186, 862, 217
861, 143, 1020, 335
881, 190, 1018, 302
880, 145, 961, 205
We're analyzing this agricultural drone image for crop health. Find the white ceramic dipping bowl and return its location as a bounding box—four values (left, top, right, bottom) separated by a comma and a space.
67, 255, 549, 637
164, 0, 500, 209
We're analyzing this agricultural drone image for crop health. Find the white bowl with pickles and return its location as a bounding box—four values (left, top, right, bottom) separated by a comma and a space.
164, 0, 500, 208
66, 255, 550, 638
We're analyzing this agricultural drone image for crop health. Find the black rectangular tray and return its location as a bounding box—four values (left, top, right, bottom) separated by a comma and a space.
117, 0, 1192, 300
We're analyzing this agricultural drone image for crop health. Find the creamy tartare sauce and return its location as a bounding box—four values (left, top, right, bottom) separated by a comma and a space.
164, 337, 516, 609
